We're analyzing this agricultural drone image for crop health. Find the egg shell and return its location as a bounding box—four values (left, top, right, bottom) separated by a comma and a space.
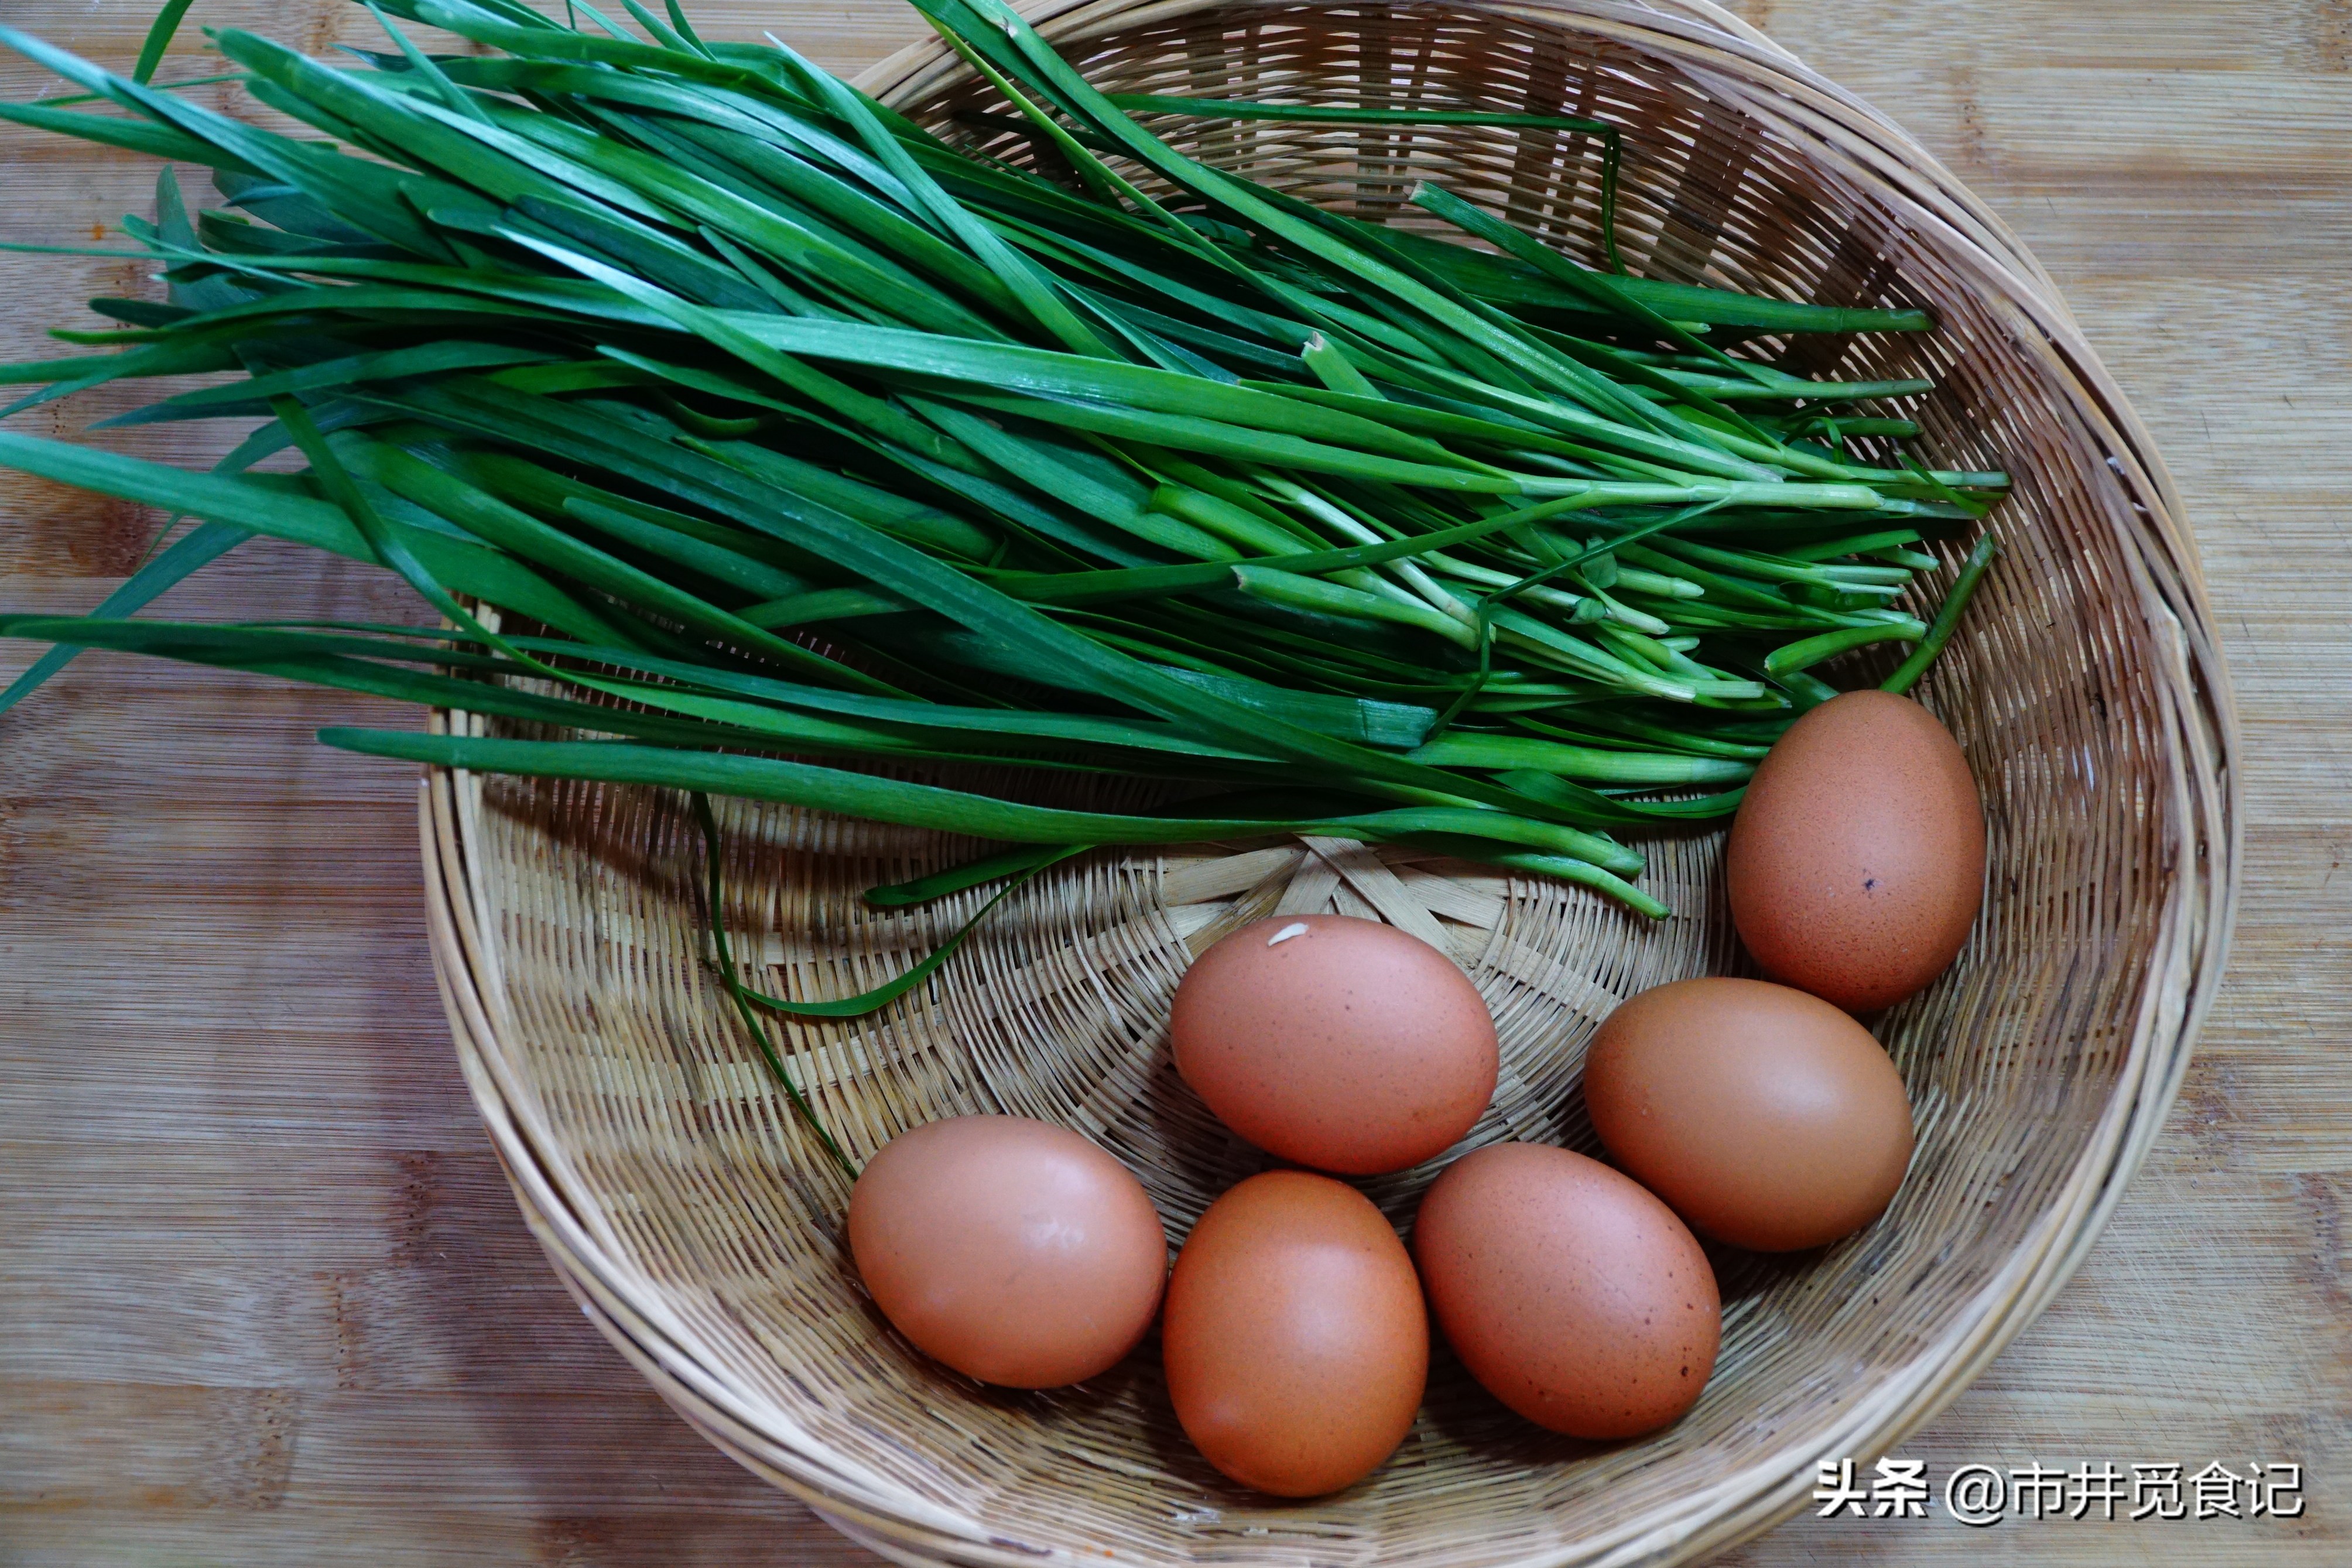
1584, 977, 1915, 1252
1412, 1144, 1719, 1440
847, 1115, 1168, 1389
1170, 915, 1498, 1176
1726, 689, 1986, 1012
1162, 1170, 1428, 1497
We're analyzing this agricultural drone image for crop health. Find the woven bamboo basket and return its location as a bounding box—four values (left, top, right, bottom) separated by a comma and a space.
422, 1, 2238, 1562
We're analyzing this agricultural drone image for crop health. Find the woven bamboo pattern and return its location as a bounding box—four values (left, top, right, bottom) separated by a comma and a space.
422, 2, 2238, 1563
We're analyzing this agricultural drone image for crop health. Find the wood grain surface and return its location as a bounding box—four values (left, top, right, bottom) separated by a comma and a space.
0, 1, 2340, 1563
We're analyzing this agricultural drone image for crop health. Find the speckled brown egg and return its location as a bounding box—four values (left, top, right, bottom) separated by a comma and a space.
1412, 1144, 1718, 1440
1584, 977, 1915, 1252
1727, 689, 1986, 1012
847, 1115, 1168, 1389
1162, 1170, 1427, 1497
1170, 915, 1498, 1175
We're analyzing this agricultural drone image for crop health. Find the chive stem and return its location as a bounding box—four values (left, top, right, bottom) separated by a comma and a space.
1882, 532, 2000, 696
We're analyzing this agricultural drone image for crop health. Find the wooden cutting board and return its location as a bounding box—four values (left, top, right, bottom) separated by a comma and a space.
0, 2, 2341, 1563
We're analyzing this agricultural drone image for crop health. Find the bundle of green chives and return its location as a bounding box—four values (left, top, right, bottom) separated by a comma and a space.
0, 0, 2004, 934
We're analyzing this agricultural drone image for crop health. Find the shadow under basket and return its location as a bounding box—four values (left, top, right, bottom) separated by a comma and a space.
422, 1, 2238, 1563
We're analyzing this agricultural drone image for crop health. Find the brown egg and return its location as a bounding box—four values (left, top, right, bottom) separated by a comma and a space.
1726, 689, 1986, 1012
1170, 915, 1498, 1175
1584, 977, 1915, 1252
1162, 1170, 1427, 1497
1412, 1144, 1718, 1440
847, 1115, 1167, 1389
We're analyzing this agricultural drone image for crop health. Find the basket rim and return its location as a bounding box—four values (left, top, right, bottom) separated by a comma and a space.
419, 3, 2243, 1563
